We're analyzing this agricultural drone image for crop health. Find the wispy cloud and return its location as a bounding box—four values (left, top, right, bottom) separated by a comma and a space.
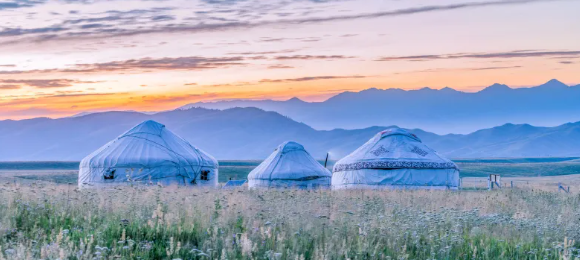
203, 82, 255, 87
139, 93, 222, 103
0, 84, 20, 90
274, 55, 354, 60
227, 49, 299, 55
286, 0, 564, 24
469, 65, 523, 70
0, 0, 564, 44
71, 56, 247, 72
267, 64, 294, 69
395, 65, 524, 75
196, 75, 369, 88
0, 53, 350, 75
259, 75, 366, 83
0, 0, 43, 11
0, 26, 67, 37
377, 50, 580, 62
0, 92, 128, 111
0, 79, 99, 88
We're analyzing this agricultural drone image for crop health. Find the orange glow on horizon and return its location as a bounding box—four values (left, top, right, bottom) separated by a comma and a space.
1, 0, 579, 120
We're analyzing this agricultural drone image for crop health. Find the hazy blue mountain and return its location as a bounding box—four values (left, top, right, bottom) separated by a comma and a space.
2, 108, 580, 161
180, 79, 580, 134
0, 108, 378, 161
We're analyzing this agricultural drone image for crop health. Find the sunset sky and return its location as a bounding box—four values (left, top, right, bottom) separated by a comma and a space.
0, 0, 579, 119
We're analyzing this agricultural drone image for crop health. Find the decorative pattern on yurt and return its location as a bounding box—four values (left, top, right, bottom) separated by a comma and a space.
332, 128, 459, 190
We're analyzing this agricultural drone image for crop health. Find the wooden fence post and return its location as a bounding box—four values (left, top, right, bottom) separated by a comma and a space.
558, 182, 570, 193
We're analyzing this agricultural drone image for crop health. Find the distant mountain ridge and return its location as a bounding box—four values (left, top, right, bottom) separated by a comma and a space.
1, 108, 580, 161
180, 79, 580, 134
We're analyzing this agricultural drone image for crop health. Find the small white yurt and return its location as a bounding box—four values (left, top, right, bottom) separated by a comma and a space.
79, 120, 218, 188
332, 128, 459, 190
248, 141, 331, 189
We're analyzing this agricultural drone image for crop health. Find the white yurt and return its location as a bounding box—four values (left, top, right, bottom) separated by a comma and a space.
332, 128, 459, 190
79, 120, 218, 188
248, 141, 331, 189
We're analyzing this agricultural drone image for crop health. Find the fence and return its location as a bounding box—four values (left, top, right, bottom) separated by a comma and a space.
460, 177, 575, 193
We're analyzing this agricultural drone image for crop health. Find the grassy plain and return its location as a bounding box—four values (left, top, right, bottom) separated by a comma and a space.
1, 182, 580, 259
2, 158, 580, 185
0, 159, 579, 259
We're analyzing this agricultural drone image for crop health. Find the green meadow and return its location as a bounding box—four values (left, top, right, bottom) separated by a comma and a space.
0, 159, 579, 259
3, 158, 580, 184
1, 182, 580, 259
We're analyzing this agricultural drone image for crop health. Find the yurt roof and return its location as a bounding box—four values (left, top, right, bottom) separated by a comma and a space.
80, 120, 217, 170
248, 141, 331, 181
333, 128, 457, 172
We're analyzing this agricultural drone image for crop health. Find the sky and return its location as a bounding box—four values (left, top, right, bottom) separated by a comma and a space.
0, 0, 579, 119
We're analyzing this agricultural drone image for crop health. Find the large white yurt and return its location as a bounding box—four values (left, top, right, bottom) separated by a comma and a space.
79, 120, 218, 188
332, 128, 459, 190
248, 141, 331, 189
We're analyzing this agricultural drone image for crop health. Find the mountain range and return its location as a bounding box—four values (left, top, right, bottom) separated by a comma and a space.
1, 107, 580, 161
180, 79, 580, 134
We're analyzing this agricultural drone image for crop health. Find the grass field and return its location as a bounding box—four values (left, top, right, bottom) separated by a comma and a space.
0, 161, 261, 185
1, 158, 580, 185
1, 182, 580, 259
1, 160, 580, 259
456, 157, 580, 178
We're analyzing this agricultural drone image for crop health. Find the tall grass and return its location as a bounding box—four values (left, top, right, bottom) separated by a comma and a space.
1, 182, 579, 259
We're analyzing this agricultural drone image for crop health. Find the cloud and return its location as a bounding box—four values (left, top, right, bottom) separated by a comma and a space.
0, 57, 254, 76
0, 6, 177, 42
71, 56, 247, 72
0, 69, 56, 75
286, 0, 568, 24
0, 79, 99, 88
0, 84, 21, 90
0, 0, 565, 44
0, 92, 125, 108
376, 50, 580, 62
63, 15, 134, 25
80, 23, 112, 29
63, 7, 176, 25
469, 66, 523, 70
0, 64, 15, 67
256, 37, 322, 43
560, 61, 574, 64
150, 15, 175, 21
197, 75, 367, 88
0, 26, 67, 37
396, 65, 524, 75
267, 64, 294, 69
139, 92, 222, 103
0, 54, 321, 75
227, 49, 299, 55
42, 92, 121, 98
258, 37, 287, 42
0, 1, 43, 10
203, 82, 254, 87
102, 8, 176, 15
274, 55, 354, 60
259, 75, 366, 83
200, 0, 248, 5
